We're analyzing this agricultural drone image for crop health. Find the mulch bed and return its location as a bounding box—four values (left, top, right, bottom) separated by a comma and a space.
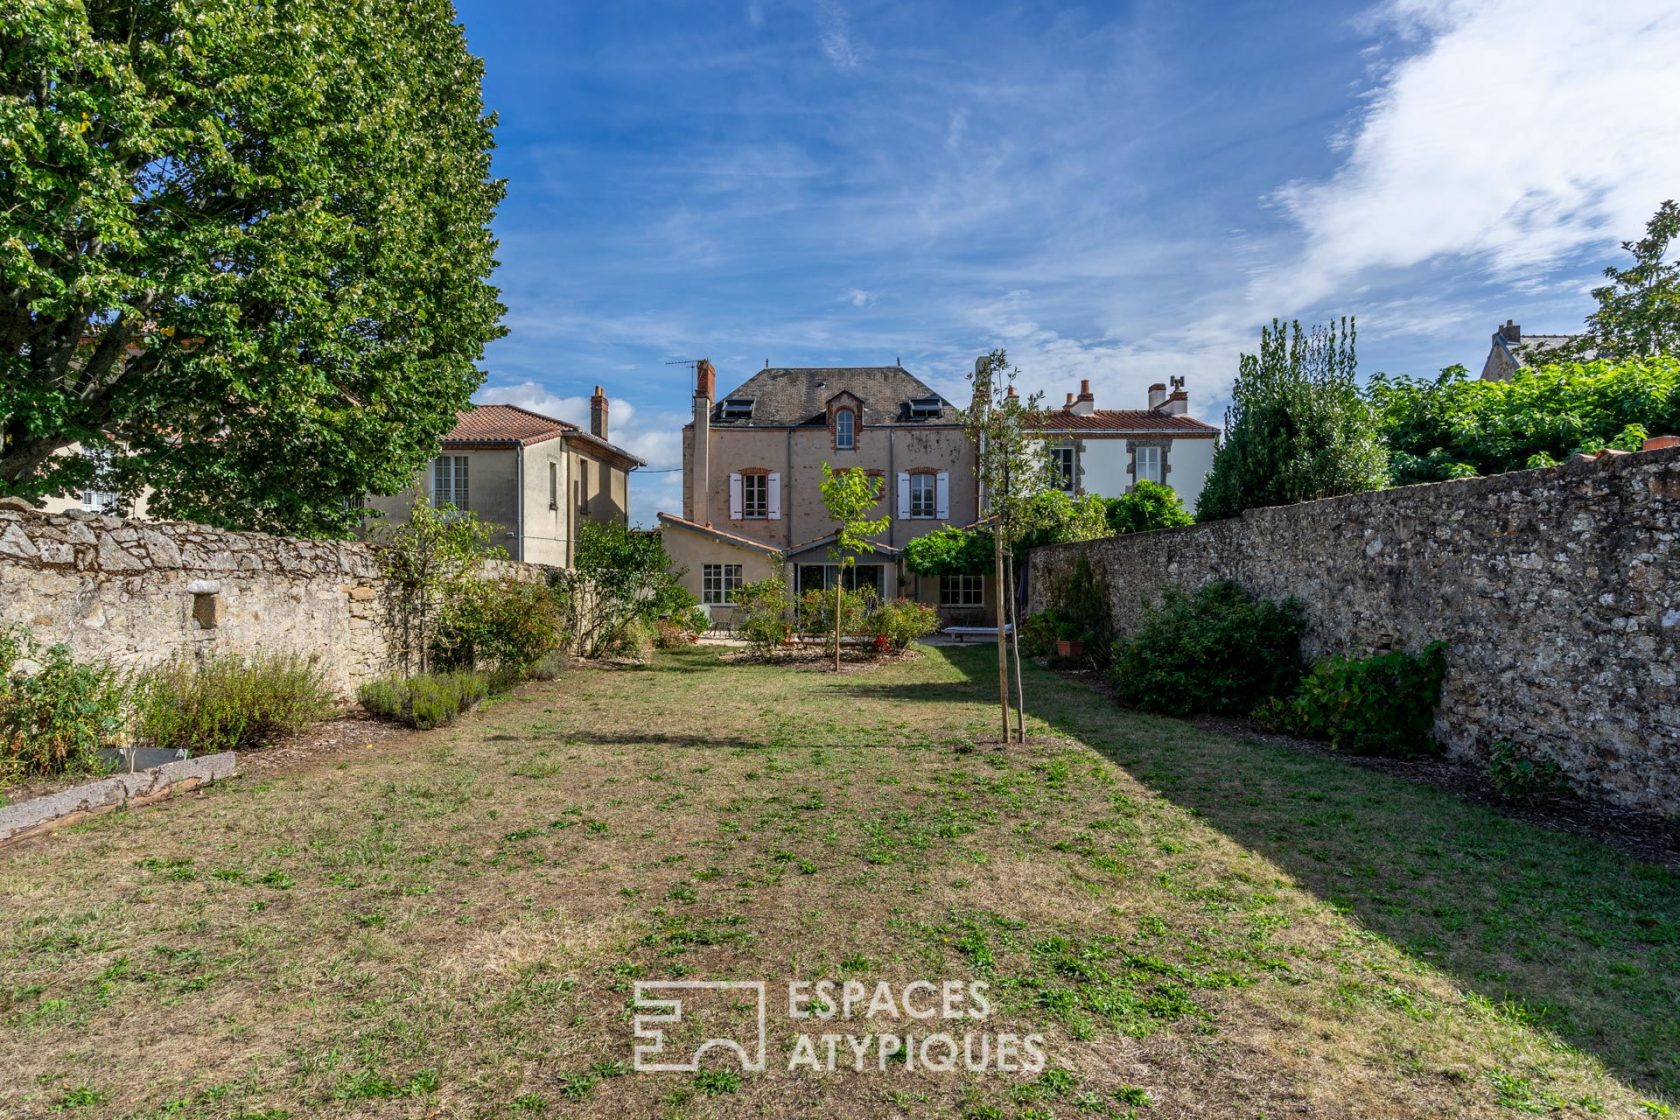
1051, 666, 1680, 871
235, 711, 414, 779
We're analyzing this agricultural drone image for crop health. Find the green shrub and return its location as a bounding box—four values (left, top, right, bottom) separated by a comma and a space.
733, 575, 791, 656
864, 598, 940, 652
1110, 582, 1305, 716
130, 652, 334, 754
796, 586, 874, 640
357, 670, 489, 730
0, 629, 124, 776
604, 618, 654, 661
527, 651, 567, 681
1020, 610, 1064, 659
432, 576, 565, 674
1257, 643, 1448, 757
1486, 740, 1568, 802
1103, 480, 1193, 535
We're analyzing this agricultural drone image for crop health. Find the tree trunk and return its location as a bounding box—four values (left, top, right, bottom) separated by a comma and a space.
1006, 551, 1026, 744
994, 530, 1010, 742
834, 570, 843, 672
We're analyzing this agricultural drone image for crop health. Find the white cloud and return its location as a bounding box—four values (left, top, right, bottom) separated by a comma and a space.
841, 288, 873, 307
1271, 0, 1680, 309
816, 1, 858, 69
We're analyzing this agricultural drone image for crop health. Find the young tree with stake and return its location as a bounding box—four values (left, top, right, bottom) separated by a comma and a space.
964, 351, 1057, 743
818, 464, 890, 671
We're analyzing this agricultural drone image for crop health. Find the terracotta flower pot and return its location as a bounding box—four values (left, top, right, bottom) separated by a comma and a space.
1056, 638, 1085, 659
1643, 434, 1680, 452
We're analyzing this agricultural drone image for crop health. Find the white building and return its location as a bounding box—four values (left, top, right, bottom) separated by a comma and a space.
1030, 378, 1220, 512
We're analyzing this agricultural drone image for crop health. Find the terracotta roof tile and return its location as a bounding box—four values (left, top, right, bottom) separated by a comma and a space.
443, 404, 577, 447
1030, 409, 1219, 434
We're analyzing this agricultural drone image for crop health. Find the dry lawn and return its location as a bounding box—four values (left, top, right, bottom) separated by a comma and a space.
0, 645, 1675, 1119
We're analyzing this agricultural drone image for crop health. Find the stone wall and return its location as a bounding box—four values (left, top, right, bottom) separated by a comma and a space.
0, 506, 547, 695
1028, 447, 1680, 818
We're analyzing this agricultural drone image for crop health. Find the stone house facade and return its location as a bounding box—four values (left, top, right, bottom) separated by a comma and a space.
662, 361, 991, 625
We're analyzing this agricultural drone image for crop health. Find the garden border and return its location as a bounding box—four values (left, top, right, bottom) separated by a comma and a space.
0, 753, 239, 847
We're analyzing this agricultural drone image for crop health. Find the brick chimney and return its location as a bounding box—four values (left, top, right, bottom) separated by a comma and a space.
1064, 392, 1074, 409
1500, 320, 1521, 344
1147, 382, 1167, 410
690, 360, 714, 525
1069, 379, 1095, 416
590, 385, 608, 440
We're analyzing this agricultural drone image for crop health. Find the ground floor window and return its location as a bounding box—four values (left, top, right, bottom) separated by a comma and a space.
939, 573, 984, 607
701, 563, 743, 604
796, 563, 884, 597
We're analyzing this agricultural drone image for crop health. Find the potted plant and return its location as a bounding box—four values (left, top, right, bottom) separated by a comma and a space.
1054, 619, 1085, 661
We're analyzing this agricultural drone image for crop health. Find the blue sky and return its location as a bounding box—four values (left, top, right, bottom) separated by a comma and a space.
452, 0, 1680, 524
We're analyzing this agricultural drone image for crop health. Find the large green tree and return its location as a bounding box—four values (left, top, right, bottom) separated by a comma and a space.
1196, 318, 1387, 522
1564, 199, 1680, 362
1, 0, 505, 535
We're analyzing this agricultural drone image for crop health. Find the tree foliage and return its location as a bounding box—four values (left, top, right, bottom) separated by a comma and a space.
0, 0, 505, 535
962, 351, 1058, 549
819, 464, 890, 669
560, 521, 685, 660
903, 525, 996, 576
1102, 480, 1192, 535
1563, 199, 1680, 362
1368, 358, 1679, 484
371, 500, 502, 676
1196, 318, 1387, 522
1015, 491, 1109, 551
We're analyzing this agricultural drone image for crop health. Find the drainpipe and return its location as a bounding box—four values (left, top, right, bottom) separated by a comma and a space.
514, 444, 524, 562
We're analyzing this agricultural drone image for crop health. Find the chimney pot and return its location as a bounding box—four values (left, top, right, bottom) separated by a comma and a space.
1147, 382, 1167, 410
1065, 392, 1074, 406
1501, 320, 1521, 344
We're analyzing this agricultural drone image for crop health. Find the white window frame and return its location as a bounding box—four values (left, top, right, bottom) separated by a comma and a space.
81, 448, 119, 513
432, 455, 469, 510
1051, 446, 1075, 493
908, 473, 936, 519
701, 563, 742, 605
741, 472, 769, 519
940, 573, 984, 607
835, 409, 855, 450
1135, 445, 1162, 485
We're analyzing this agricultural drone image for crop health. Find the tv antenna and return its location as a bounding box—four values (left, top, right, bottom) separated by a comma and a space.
665, 357, 706, 392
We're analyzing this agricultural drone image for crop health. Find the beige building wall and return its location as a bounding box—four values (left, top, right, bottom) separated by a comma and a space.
363, 447, 523, 557
692, 424, 978, 550
660, 524, 779, 629
519, 440, 571, 567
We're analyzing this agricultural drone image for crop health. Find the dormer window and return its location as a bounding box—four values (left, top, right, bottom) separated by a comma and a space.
909, 397, 942, 419
719, 398, 754, 421
835, 408, 855, 450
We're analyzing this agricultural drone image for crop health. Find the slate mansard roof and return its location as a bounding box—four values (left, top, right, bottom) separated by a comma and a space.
709, 366, 957, 427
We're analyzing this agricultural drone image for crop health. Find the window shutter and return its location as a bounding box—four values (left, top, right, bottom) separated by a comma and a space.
729, 472, 744, 520
897, 472, 912, 517
767, 472, 782, 520
935, 471, 950, 520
